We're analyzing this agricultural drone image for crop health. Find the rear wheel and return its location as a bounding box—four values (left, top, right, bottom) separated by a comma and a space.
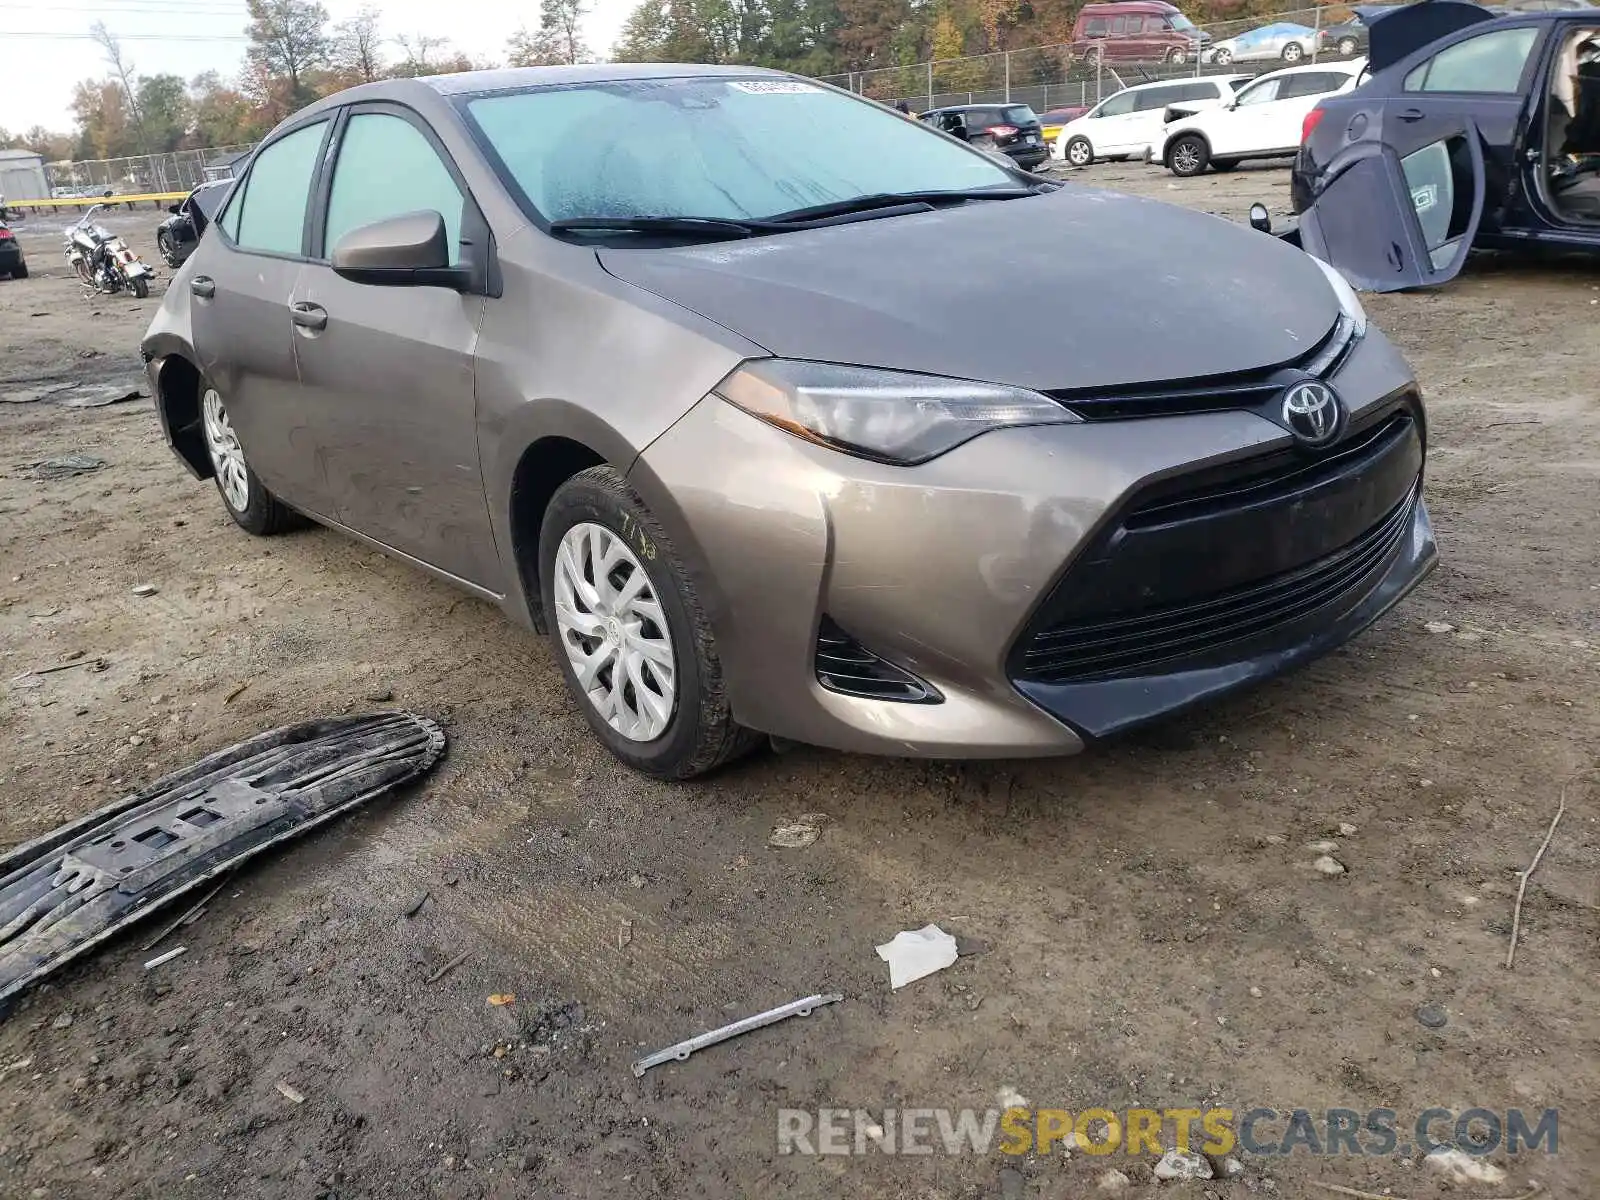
131, 275, 149, 299
1281, 41, 1305, 62
1212, 47, 1233, 64
1168, 134, 1210, 177
201, 383, 297, 536
157, 230, 178, 267
539, 465, 760, 780
1065, 136, 1094, 167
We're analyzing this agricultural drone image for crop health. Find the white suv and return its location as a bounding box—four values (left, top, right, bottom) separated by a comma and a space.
1158, 60, 1364, 176
1051, 74, 1252, 166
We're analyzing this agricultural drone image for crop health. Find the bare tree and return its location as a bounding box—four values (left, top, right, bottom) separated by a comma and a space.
540, 0, 590, 64
89, 22, 154, 156
506, 25, 568, 67
334, 6, 384, 82
394, 32, 450, 75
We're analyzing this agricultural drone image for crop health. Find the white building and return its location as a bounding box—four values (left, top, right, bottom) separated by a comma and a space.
0, 149, 49, 201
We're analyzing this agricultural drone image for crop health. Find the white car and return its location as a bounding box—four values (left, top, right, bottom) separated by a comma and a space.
1158, 60, 1365, 177
1051, 74, 1252, 167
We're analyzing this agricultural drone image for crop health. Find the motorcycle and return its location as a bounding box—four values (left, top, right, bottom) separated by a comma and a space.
63, 205, 155, 299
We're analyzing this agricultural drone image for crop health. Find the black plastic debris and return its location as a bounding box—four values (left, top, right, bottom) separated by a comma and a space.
27, 454, 107, 481
0, 712, 446, 1010
0, 380, 144, 407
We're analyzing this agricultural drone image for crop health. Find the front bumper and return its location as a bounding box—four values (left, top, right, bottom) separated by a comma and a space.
631, 329, 1433, 758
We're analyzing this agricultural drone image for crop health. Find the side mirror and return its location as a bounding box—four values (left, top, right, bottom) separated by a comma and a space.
1249, 203, 1272, 233
103, 189, 113, 198
330, 210, 471, 289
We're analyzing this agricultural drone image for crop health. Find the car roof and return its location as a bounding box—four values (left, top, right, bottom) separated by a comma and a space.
1252, 58, 1366, 79
1081, 1, 1181, 12
1116, 72, 1252, 92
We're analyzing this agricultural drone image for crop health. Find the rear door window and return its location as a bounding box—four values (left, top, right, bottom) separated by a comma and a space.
1404, 26, 1541, 93
1281, 72, 1349, 98
228, 121, 328, 256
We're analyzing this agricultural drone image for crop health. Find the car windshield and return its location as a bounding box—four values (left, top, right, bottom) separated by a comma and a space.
460, 76, 1019, 226
1171, 13, 1199, 31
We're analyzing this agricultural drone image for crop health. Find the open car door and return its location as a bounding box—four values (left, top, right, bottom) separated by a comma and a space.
1298, 118, 1487, 291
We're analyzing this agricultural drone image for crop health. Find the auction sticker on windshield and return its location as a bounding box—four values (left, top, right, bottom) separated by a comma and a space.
728, 80, 820, 94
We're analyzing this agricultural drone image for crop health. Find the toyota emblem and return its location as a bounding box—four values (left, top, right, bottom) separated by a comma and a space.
1281, 380, 1344, 447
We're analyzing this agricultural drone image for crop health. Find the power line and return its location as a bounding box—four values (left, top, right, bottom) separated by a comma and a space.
7, 30, 250, 40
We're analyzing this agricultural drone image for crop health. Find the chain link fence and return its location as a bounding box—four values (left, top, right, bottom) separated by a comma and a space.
817, 3, 1355, 111
43, 144, 257, 197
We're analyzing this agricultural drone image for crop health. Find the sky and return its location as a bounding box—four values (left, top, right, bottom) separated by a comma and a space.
1, 0, 637, 135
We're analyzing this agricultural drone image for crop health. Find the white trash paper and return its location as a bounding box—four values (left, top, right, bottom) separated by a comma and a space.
875, 923, 959, 990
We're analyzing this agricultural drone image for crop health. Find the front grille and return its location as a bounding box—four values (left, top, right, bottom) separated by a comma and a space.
1017, 492, 1415, 684
815, 617, 941, 703
1046, 314, 1359, 421
1125, 409, 1414, 529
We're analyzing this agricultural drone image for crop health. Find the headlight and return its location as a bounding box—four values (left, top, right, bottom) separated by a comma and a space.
714, 359, 1081, 465
1309, 254, 1367, 338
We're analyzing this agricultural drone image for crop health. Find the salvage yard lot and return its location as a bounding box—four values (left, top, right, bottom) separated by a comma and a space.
1, 166, 1597, 1199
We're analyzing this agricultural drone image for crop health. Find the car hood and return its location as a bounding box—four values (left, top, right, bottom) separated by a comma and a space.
597, 188, 1340, 392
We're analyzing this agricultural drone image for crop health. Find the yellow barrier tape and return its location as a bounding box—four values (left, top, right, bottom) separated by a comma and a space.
9, 192, 188, 209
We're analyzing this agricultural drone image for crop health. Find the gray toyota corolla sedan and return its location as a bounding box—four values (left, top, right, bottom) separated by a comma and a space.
141, 64, 1437, 779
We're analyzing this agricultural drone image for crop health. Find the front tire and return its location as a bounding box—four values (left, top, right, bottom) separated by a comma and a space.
539, 465, 760, 780
157, 231, 178, 267
1168, 134, 1210, 177
1165, 47, 1187, 64
1337, 36, 1358, 56
201, 382, 297, 536
1065, 136, 1093, 167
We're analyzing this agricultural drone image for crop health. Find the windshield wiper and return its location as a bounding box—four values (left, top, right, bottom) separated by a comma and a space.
549, 215, 786, 241
763, 187, 1042, 225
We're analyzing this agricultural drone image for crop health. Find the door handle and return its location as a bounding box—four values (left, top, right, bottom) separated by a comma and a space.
1397, 108, 1425, 123
190, 276, 215, 299
289, 302, 327, 332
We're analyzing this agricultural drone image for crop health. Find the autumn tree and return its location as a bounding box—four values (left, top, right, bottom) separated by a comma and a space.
245, 0, 331, 113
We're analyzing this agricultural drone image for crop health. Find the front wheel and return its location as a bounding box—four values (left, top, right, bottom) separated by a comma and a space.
1168, 134, 1210, 177
131, 275, 149, 299
1337, 36, 1358, 56
1281, 42, 1304, 62
1065, 136, 1094, 167
157, 231, 178, 267
201, 382, 298, 536
539, 465, 760, 780
1166, 47, 1187, 64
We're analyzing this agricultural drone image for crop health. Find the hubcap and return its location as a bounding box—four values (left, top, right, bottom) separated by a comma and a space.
202, 388, 250, 512
553, 522, 676, 742
1070, 141, 1090, 165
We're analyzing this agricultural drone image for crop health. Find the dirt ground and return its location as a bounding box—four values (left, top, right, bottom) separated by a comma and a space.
1, 170, 1596, 1200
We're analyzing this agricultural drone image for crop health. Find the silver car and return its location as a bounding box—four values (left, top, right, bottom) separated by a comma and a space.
142, 64, 1437, 778
1209, 21, 1319, 63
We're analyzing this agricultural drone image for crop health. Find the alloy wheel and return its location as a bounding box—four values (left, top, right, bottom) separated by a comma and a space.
553, 522, 677, 742
1068, 138, 1092, 166
1173, 143, 1202, 174
202, 388, 250, 512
